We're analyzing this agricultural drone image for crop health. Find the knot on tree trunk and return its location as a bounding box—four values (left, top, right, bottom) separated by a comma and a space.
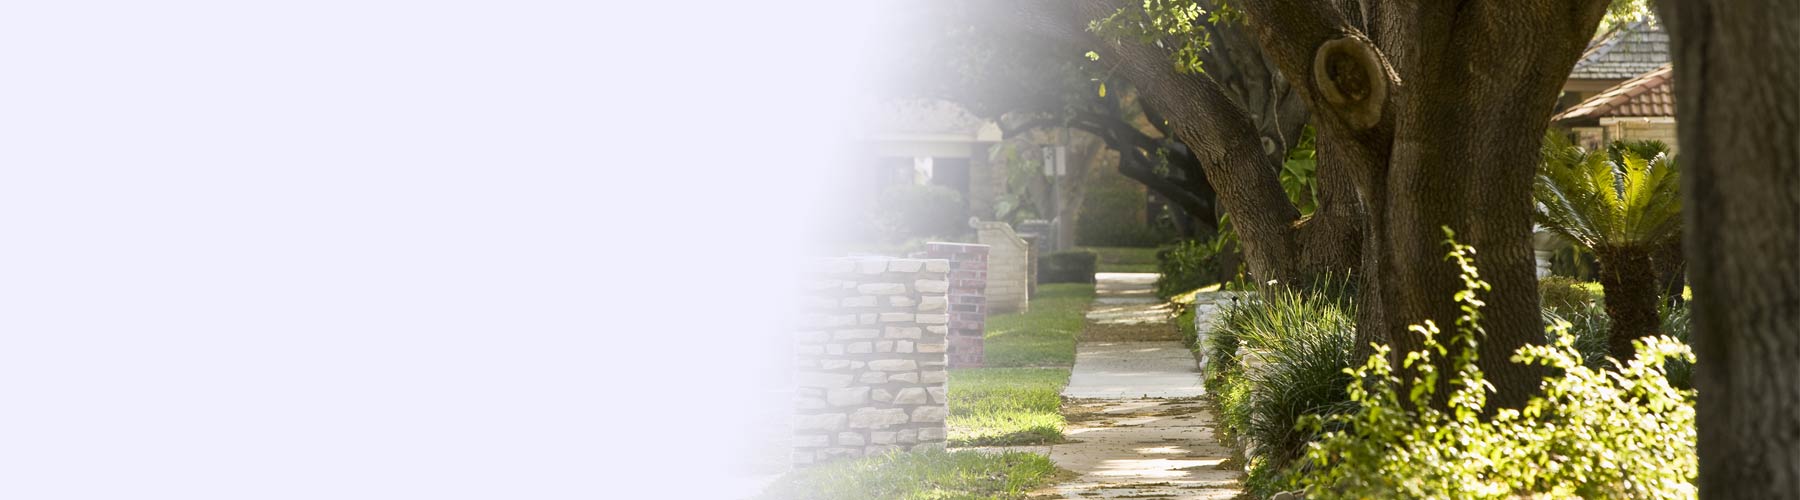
1312, 36, 1387, 130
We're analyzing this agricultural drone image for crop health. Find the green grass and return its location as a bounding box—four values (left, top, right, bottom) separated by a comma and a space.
757, 449, 1062, 500
948, 368, 1070, 446
1079, 246, 1161, 273
942, 283, 1095, 447
983, 284, 1094, 367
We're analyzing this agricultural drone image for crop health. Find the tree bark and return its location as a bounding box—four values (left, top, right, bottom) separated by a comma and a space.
1656, 0, 1800, 497
1596, 247, 1661, 360
1229, 0, 1610, 408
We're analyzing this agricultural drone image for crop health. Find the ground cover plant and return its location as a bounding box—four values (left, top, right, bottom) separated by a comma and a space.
1297, 235, 1697, 499
1197, 279, 1358, 496
756, 449, 1062, 500
1198, 262, 1687, 495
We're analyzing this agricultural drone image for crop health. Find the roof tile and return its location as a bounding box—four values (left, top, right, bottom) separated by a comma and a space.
1553, 64, 1675, 122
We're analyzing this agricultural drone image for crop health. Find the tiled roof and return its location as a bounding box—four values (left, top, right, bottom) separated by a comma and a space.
1554, 64, 1674, 122
1570, 19, 1670, 80
868, 99, 990, 136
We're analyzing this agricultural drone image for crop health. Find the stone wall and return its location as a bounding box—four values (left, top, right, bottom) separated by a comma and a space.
975, 221, 1031, 313
794, 257, 951, 466
926, 243, 989, 367
1188, 290, 1253, 372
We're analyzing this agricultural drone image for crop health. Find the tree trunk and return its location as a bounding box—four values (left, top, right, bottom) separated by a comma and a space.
1228, 0, 1609, 408
1656, 0, 1800, 497
1652, 238, 1687, 305
1596, 247, 1661, 360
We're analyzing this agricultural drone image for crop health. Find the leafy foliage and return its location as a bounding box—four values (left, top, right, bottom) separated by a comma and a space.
1534, 132, 1683, 253
1154, 239, 1221, 299
1538, 275, 1602, 316
1601, 1, 1656, 33
1279, 126, 1320, 216
1296, 231, 1697, 499
988, 143, 1046, 225
1542, 295, 1695, 388
1088, 0, 1239, 73
1153, 215, 1238, 298
1200, 278, 1357, 496
1075, 168, 1176, 247
1039, 250, 1099, 284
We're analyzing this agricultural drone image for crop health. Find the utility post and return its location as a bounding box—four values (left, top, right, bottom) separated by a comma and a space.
1040, 141, 1067, 251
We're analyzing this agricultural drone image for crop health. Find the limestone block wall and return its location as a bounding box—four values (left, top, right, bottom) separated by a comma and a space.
975, 221, 1031, 313
1187, 290, 1253, 372
794, 257, 951, 466
926, 243, 989, 368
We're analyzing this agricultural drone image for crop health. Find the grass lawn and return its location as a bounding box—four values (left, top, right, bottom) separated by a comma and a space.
1080, 246, 1161, 273
945, 283, 1095, 447
947, 368, 1070, 446
982, 284, 1095, 367
756, 449, 1062, 500
759, 284, 1094, 499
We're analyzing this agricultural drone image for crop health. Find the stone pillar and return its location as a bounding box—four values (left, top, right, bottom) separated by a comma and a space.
793, 257, 950, 466
974, 221, 1031, 313
926, 242, 990, 368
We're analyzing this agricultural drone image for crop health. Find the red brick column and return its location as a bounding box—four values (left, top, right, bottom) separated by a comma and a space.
925, 242, 989, 368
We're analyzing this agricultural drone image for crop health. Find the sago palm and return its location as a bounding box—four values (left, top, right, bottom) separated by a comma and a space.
1533, 131, 1682, 360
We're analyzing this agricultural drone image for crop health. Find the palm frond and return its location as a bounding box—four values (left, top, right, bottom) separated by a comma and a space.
1533, 131, 1683, 251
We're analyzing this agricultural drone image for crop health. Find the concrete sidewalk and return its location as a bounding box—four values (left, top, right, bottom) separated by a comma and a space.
1061, 341, 1204, 399
1044, 272, 1240, 499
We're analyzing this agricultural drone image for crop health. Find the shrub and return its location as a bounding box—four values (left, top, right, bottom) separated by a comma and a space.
1296, 232, 1696, 499
1201, 282, 1358, 497
1538, 275, 1601, 316
1154, 217, 1241, 299
872, 184, 967, 243
1037, 250, 1097, 284
1154, 239, 1219, 299
1541, 292, 1693, 389
1075, 169, 1175, 247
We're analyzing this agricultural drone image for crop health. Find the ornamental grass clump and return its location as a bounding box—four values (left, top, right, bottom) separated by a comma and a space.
1201, 278, 1358, 496
1297, 232, 1697, 499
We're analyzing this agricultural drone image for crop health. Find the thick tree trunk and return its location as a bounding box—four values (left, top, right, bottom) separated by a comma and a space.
1657, 0, 1800, 497
1009, 1, 1362, 289
1230, 0, 1608, 408
1596, 247, 1661, 360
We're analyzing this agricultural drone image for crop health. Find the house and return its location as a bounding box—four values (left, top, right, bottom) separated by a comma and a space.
856, 99, 1004, 220
1553, 19, 1676, 151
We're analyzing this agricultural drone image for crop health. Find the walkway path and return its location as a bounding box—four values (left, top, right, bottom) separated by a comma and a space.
1047, 273, 1242, 499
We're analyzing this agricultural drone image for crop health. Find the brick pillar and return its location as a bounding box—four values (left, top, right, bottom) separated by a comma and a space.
926, 242, 989, 368
793, 257, 950, 466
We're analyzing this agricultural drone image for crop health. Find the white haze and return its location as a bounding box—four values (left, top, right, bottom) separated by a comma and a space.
0, 1, 876, 498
